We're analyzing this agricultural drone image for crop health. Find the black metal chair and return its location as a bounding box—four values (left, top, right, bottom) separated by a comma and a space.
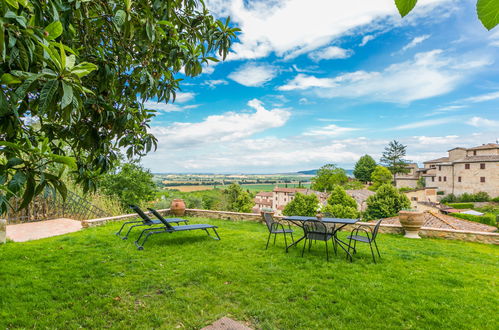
133, 208, 220, 250
116, 205, 189, 240
346, 219, 383, 263
302, 220, 333, 261
262, 212, 294, 250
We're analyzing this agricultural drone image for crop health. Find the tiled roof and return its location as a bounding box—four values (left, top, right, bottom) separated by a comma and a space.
424, 157, 450, 163
467, 143, 499, 150
256, 191, 273, 197
379, 211, 497, 232
453, 155, 499, 163
254, 200, 272, 207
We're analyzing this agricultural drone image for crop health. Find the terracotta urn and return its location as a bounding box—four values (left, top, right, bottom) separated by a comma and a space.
316, 213, 323, 220
170, 199, 186, 216
398, 210, 425, 239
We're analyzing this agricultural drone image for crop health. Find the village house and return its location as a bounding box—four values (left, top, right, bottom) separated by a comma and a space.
253, 187, 373, 215
420, 143, 499, 197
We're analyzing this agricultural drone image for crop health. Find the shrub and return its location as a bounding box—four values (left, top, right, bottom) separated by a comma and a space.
437, 191, 445, 196
398, 187, 414, 193
283, 193, 319, 216
447, 203, 474, 209
492, 197, 499, 203
327, 185, 357, 209
364, 184, 411, 220
369, 166, 393, 191
440, 193, 457, 203
323, 204, 359, 219
451, 213, 497, 227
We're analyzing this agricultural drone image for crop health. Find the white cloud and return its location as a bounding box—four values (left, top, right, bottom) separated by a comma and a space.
143, 92, 196, 112
207, 0, 449, 60
203, 79, 229, 88
278, 50, 492, 103
143, 102, 199, 112
414, 135, 459, 145
424, 105, 467, 117
394, 117, 457, 130
461, 91, 499, 103
309, 46, 353, 61
278, 73, 336, 91
150, 99, 290, 148
360, 35, 375, 46
468, 117, 499, 129
489, 29, 499, 47
303, 124, 359, 137
228, 63, 278, 87
401, 34, 430, 52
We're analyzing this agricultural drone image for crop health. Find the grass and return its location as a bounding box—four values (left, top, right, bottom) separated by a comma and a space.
0, 218, 498, 329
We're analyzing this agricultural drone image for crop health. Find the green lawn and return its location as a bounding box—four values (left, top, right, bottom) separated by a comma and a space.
0, 218, 498, 329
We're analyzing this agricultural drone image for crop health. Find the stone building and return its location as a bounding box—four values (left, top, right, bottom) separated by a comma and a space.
394, 163, 421, 189
420, 143, 499, 197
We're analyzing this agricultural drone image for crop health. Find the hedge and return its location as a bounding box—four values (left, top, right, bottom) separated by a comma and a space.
446, 203, 474, 209
451, 213, 497, 227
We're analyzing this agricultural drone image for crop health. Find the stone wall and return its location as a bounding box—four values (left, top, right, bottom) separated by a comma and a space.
80, 208, 498, 245
81, 209, 171, 228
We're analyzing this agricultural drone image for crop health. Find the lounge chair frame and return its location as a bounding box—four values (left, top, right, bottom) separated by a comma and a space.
133, 208, 220, 250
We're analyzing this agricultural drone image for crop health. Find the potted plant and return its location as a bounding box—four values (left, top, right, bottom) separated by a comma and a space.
398, 208, 425, 239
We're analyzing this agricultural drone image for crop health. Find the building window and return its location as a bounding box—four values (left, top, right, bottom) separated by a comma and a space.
480, 163, 485, 169
430, 165, 436, 169
431, 177, 435, 182
480, 177, 485, 183
473, 150, 477, 156
465, 163, 470, 169
438, 176, 441, 182
438, 165, 442, 171
443, 176, 446, 182
411, 197, 418, 201
458, 177, 461, 183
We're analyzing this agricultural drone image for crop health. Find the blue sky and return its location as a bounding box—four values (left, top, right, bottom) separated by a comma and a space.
141, 0, 499, 173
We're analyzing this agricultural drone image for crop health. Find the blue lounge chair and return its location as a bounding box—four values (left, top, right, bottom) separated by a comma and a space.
133, 208, 220, 250
115, 205, 188, 240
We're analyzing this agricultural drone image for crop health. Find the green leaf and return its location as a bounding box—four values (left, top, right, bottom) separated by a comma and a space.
5, 0, 19, 9
70, 62, 98, 77
113, 9, 127, 27
395, 0, 417, 17
477, 0, 499, 30
0, 24, 5, 62
44, 21, 63, 40
1, 73, 22, 84
6, 157, 23, 168
47, 154, 76, 168
18, 176, 35, 210
61, 82, 73, 109
65, 54, 76, 69
124, 0, 132, 12
39, 79, 59, 114
8, 171, 26, 194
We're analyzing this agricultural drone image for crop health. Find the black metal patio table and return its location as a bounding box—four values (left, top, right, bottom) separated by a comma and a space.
281, 216, 358, 259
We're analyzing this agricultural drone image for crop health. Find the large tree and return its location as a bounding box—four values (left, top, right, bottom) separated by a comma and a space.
353, 154, 377, 183
380, 140, 410, 176
0, 0, 238, 214
222, 184, 253, 213
370, 165, 393, 191
99, 161, 156, 208
311, 164, 348, 192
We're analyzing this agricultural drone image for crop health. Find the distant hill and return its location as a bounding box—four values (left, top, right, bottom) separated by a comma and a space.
298, 169, 354, 177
